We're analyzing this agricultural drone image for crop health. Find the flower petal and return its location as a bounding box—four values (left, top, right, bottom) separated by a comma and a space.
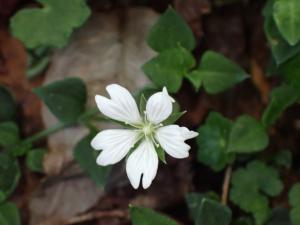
155, 125, 198, 159
145, 87, 174, 124
91, 129, 139, 166
126, 140, 158, 189
95, 84, 141, 124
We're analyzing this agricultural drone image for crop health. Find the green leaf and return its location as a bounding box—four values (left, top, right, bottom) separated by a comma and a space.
196, 112, 235, 172
230, 160, 283, 225
10, 0, 91, 49
227, 115, 269, 153
186, 70, 203, 91
130, 206, 179, 225
197, 199, 232, 225
267, 208, 292, 225
155, 146, 166, 164
289, 183, 300, 225
272, 149, 292, 169
34, 77, 87, 123
273, 0, 300, 46
186, 192, 220, 221
163, 110, 185, 125
188, 51, 248, 94
26, 149, 47, 173
0, 153, 20, 202
0, 86, 16, 122
264, 0, 300, 64
281, 53, 300, 92
0, 122, 20, 149
147, 7, 196, 52
0, 202, 21, 225
142, 47, 195, 93
74, 134, 111, 187
262, 84, 298, 127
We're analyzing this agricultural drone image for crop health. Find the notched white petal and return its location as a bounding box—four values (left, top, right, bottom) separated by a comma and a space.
145, 87, 174, 124
126, 140, 158, 189
91, 129, 139, 166
95, 84, 141, 124
155, 125, 198, 159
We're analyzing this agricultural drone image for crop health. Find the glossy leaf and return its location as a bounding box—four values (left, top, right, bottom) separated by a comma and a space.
230, 160, 283, 225
143, 47, 195, 93
130, 206, 179, 225
197, 112, 235, 172
74, 134, 111, 187
34, 77, 87, 123
10, 0, 91, 48
0, 153, 20, 202
227, 115, 269, 153
187, 51, 248, 94
0, 202, 21, 225
147, 7, 196, 52
264, 0, 300, 64
262, 84, 298, 127
0, 86, 16, 122
273, 0, 300, 46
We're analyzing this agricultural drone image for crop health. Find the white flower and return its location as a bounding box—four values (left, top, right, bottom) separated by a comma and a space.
91, 84, 198, 189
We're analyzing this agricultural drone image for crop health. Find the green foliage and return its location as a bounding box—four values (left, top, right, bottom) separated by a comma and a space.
0, 87, 16, 122
74, 134, 111, 187
0, 153, 20, 202
227, 115, 269, 153
10, 0, 91, 49
0, 122, 20, 149
147, 7, 196, 52
142, 47, 195, 93
186, 193, 231, 225
130, 206, 179, 225
264, 0, 300, 64
273, 0, 300, 46
197, 199, 232, 225
34, 77, 87, 123
267, 208, 292, 225
26, 149, 47, 173
288, 183, 300, 225
281, 53, 300, 91
186, 192, 220, 221
262, 84, 298, 127
230, 160, 283, 225
186, 51, 249, 94
272, 150, 292, 169
197, 113, 268, 171
0, 202, 21, 225
196, 112, 235, 172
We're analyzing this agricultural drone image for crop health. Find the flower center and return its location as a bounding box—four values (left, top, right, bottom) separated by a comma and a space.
142, 123, 154, 137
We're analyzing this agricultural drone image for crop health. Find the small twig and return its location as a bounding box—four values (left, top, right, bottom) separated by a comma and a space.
221, 165, 232, 205
63, 210, 128, 225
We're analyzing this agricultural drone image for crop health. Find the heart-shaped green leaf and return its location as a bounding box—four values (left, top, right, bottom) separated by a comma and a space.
10, 0, 91, 48
34, 77, 87, 123
147, 7, 196, 52
187, 51, 249, 94
142, 47, 195, 93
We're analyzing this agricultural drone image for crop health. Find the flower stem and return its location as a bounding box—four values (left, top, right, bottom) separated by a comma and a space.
221, 165, 232, 205
23, 107, 100, 145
